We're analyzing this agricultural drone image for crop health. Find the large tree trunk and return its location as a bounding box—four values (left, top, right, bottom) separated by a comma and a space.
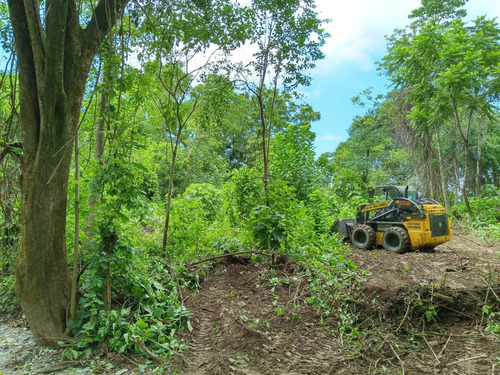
8, 0, 128, 344
16, 125, 74, 344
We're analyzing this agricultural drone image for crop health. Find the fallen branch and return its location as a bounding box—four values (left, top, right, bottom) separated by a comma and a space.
437, 336, 451, 359
39, 362, 79, 374
188, 250, 272, 266
413, 332, 476, 339
433, 293, 453, 302
396, 293, 420, 332
448, 354, 488, 366
479, 274, 500, 303
133, 338, 165, 364
456, 233, 487, 248
423, 335, 439, 363
388, 342, 405, 375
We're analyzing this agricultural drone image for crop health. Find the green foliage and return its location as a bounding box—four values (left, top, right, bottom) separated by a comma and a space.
247, 180, 296, 249
452, 185, 500, 239
379, 2, 500, 203
3, 0, 498, 366
248, 0, 329, 91
330, 104, 412, 188
0, 274, 18, 314
228, 167, 264, 221
70, 245, 190, 360
270, 124, 318, 201
483, 305, 500, 335
182, 183, 223, 222
424, 305, 438, 323
306, 188, 337, 234
168, 186, 220, 259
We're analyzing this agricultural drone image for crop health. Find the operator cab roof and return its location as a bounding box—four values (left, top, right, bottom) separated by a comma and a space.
371, 185, 418, 200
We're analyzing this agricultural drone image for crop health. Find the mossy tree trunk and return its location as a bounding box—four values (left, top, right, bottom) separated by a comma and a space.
8, 0, 128, 345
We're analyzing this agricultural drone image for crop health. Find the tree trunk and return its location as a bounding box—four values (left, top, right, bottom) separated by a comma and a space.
453, 157, 460, 207
162, 139, 180, 257
69, 135, 80, 327
85, 68, 110, 233
422, 139, 433, 198
462, 144, 473, 217
9, 0, 128, 344
16, 130, 74, 344
435, 132, 450, 211
256, 93, 270, 205
475, 125, 483, 197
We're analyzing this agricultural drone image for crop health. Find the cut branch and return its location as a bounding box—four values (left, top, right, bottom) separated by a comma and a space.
189, 250, 273, 266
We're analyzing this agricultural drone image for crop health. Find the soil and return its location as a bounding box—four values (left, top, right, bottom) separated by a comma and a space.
1, 229, 499, 374
168, 231, 500, 375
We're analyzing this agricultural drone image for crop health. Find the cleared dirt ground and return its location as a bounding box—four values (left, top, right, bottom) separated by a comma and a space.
169, 230, 500, 375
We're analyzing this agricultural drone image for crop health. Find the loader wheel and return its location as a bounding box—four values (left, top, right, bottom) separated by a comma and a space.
351, 224, 376, 250
382, 227, 410, 254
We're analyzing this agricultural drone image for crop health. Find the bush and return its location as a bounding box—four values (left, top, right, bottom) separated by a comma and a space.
70, 244, 190, 360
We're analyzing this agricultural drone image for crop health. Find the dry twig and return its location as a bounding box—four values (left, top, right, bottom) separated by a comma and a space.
448, 354, 488, 366
423, 335, 439, 363
437, 336, 451, 359
388, 342, 405, 375
39, 362, 79, 374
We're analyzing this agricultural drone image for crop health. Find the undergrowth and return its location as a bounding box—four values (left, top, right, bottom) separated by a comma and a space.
3, 179, 498, 369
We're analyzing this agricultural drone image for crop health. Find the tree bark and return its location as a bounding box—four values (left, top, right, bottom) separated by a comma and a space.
8, 0, 129, 344
162, 141, 179, 256
69, 135, 80, 326
453, 157, 460, 206
475, 124, 484, 197
462, 143, 473, 217
435, 131, 450, 211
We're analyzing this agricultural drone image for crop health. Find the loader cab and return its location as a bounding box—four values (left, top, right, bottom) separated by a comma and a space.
370, 185, 418, 201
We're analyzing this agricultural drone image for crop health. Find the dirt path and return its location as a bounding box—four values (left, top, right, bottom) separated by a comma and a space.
169, 259, 350, 374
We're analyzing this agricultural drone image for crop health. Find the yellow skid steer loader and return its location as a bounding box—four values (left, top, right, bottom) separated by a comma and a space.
332, 185, 452, 253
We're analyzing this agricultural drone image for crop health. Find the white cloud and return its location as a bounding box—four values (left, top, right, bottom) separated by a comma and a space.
318, 134, 344, 142
314, 0, 420, 72
314, 0, 500, 74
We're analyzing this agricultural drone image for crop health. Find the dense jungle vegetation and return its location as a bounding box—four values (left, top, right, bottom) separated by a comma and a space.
0, 0, 499, 369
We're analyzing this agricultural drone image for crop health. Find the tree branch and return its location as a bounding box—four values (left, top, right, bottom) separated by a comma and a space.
24, 0, 45, 91
8, 0, 41, 160
83, 0, 130, 64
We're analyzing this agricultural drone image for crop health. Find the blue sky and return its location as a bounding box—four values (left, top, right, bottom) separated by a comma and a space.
305, 0, 500, 156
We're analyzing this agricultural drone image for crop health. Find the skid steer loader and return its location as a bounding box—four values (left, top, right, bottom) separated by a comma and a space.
332, 185, 452, 253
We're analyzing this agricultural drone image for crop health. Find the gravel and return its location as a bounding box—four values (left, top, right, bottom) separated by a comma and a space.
0, 318, 104, 375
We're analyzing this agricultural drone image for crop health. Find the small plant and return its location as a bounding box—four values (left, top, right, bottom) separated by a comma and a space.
482, 305, 500, 335
401, 264, 409, 274
274, 307, 285, 316
424, 305, 438, 323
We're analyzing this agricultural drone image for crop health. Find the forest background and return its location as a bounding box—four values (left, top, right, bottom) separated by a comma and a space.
0, 0, 499, 367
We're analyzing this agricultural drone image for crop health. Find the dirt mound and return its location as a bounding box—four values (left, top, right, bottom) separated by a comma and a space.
170, 233, 500, 374
169, 259, 350, 374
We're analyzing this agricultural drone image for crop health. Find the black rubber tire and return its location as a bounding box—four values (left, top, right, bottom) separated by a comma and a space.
351, 224, 376, 250
382, 227, 410, 254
